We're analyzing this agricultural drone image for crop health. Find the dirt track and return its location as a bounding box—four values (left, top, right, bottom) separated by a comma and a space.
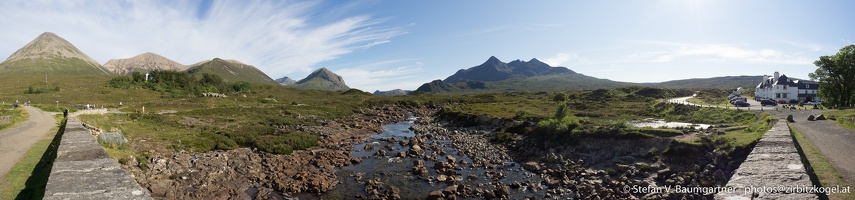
0, 106, 57, 181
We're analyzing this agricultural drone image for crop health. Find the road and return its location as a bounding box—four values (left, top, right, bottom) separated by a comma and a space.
0, 106, 58, 181
669, 96, 784, 111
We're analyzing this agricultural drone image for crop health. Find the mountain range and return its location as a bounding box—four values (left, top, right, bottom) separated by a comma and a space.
445, 56, 573, 83
415, 56, 763, 93
0, 32, 762, 93
373, 89, 410, 96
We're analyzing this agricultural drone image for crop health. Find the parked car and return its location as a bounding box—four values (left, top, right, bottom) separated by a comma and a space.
730, 97, 747, 104
733, 100, 750, 107
760, 99, 778, 106
777, 99, 786, 104
789, 99, 799, 105
805, 101, 820, 106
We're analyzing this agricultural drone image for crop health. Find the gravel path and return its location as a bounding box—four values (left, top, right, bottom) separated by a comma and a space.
0, 106, 57, 181
787, 111, 855, 188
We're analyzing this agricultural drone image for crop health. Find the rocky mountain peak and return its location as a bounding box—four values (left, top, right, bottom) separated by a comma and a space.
275, 76, 297, 85
103, 52, 186, 75
290, 67, 350, 91
5, 32, 100, 66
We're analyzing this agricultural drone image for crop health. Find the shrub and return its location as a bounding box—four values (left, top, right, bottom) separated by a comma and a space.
536, 115, 581, 134
492, 132, 515, 143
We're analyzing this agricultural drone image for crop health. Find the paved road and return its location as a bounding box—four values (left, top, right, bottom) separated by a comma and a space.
669, 96, 792, 111
784, 109, 855, 188
0, 106, 58, 181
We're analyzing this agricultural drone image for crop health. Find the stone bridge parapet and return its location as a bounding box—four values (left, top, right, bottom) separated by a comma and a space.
43, 117, 150, 200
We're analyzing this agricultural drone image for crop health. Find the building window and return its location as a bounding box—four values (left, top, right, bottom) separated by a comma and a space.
783, 85, 787, 90
776, 93, 781, 98
783, 93, 788, 98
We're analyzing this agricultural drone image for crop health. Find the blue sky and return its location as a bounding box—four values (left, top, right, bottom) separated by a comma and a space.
1, 1, 853, 92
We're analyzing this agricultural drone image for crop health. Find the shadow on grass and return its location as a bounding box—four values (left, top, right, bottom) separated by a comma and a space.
14, 118, 66, 200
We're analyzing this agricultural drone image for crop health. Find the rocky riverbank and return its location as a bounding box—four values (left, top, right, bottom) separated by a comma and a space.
123, 105, 750, 199
126, 106, 436, 199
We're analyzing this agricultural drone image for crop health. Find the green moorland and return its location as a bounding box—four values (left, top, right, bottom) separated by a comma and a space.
3, 72, 774, 175
440, 86, 766, 149
822, 109, 855, 131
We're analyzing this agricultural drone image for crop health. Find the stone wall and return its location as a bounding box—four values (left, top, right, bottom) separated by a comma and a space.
715, 121, 818, 199
43, 118, 151, 200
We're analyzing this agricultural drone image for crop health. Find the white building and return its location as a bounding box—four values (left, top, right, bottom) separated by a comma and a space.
755, 71, 820, 102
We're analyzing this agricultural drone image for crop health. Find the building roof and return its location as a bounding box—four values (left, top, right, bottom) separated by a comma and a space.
757, 73, 817, 89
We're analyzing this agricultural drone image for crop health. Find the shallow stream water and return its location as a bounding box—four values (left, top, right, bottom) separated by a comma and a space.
629, 118, 711, 129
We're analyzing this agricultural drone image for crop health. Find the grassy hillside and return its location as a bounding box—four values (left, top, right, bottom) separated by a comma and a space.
643, 75, 762, 89
0, 58, 110, 76
186, 59, 276, 85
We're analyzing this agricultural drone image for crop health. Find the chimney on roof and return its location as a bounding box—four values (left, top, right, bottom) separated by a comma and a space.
774, 71, 780, 80
763, 74, 769, 82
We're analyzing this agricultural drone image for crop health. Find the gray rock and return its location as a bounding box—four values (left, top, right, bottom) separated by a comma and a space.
787, 115, 795, 122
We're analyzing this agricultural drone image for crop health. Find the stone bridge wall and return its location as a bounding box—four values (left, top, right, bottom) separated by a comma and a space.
715, 121, 818, 199
43, 117, 151, 200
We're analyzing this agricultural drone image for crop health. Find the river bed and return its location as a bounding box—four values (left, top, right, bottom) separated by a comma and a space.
298, 121, 545, 199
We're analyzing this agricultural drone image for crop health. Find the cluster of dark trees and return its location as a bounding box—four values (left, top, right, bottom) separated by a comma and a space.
108, 71, 252, 97
810, 45, 855, 108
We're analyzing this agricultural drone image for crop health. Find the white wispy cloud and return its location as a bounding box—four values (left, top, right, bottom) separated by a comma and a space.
542, 52, 577, 67
0, 0, 404, 77
334, 60, 428, 91
626, 41, 813, 65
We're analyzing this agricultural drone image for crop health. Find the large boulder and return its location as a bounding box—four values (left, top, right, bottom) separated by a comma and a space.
808, 115, 816, 121
787, 115, 795, 122
97, 130, 128, 144
427, 190, 444, 200
816, 114, 827, 120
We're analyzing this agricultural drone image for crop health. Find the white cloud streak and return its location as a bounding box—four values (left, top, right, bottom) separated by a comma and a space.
0, 0, 404, 78
542, 52, 577, 67
626, 41, 813, 65
334, 60, 428, 91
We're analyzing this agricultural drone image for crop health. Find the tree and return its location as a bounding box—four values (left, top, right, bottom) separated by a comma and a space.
809, 45, 855, 108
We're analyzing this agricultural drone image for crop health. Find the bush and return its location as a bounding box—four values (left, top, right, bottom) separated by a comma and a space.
253, 132, 319, 155
492, 132, 515, 143
536, 115, 581, 134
